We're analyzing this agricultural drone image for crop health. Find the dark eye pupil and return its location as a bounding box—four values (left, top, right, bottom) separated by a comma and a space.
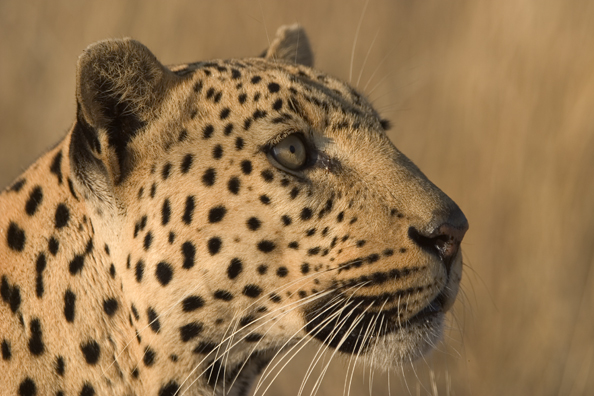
289, 145, 296, 154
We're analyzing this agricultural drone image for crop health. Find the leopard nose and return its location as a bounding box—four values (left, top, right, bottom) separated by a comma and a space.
408, 206, 468, 274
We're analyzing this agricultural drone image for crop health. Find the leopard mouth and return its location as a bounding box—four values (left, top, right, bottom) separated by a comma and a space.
303, 289, 448, 356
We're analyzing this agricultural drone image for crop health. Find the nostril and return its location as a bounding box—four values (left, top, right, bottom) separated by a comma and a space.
408, 218, 468, 274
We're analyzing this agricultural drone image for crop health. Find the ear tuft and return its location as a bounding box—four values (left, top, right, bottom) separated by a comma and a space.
263, 24, 314, 67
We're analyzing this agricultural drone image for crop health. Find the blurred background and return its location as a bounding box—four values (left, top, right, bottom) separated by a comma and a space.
1, 0, 593, 395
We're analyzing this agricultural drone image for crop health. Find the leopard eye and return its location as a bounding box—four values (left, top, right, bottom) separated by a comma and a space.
270, 134, 307, 170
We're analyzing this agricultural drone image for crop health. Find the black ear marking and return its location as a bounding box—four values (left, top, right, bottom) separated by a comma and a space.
71, 38, 179, 185
262, 24, 314, 67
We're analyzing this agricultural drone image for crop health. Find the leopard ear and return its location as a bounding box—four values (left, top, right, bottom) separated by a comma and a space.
262, 24, 314, 67
70, 39, 179, 199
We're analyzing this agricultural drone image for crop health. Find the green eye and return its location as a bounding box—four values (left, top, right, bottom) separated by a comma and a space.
271, 134, 307, 170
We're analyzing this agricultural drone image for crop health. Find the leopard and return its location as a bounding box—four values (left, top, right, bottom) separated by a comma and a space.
0, 25, 468, 396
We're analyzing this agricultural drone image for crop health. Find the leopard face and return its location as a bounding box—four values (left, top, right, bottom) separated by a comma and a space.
0, 25, 467, 396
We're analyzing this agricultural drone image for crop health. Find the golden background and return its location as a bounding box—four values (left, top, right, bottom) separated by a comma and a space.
1, 1, 593, 395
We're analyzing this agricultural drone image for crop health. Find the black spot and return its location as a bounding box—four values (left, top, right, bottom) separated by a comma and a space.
35, 253, 46, 298
180, 322, 203, 342
161, 199, 171, 225
182, 241, 196, 269
181, 154, 194, 174
276, 267, 288, 277
298, 290, 307, 299
240, 160, 252, 175
239, 315, 255, 327
268, 82, 280, 93
80, 340, 100, 365
203, 124, 214, 139
214, 92, 222, 102
288, 241, 299, 249
25, 186, 43, 216
337, 212, 344, 222
356, 240, 366, 247
251, 76, 262, 84
307, 247, 321, 256
208, 206, 227, 223
68, 178, 79, 200
270, 293, 282, 303
259, 195, 271, 205
69, 255, 84, 275
18, 377, 37, 396
182, 295, 205, 312
206, 87, 215, 99
1, 339, 11, 360
162, 163, 172, 180
235, 136, 244, 150
193, 341, 217, 354
247, 217, 261, 230
253, 109, 267, 119
246, 333, 263, 342
306, 228, 316, 236
150, 183, 157, 198
48, 237, 59, 255
290, 187, 300, 199
50, 150, 63, 184
212, 144, 224, 159
79, 383, 95, 396
214, 290, 233, 301
143, 232, 153, 250
261, 169, 274, 182
228, 177, 240, 194
220, 108, 231, 119
178, 129, 188, 141
9, 284, 21, 313
0, 276, 9, 303
169, 232, 176, 244
144, 346, 156, 366
193, 80, 203, 93
300, 207, 313, 220
301, 263, 310, 274
239, 93, 247, 104
10, 178, 26, 192
281, 215, 292, 226
257, 240, 275, 253
383, 249, 394, 257
183, 196, 195, 224
159, 381, 180, 396
227, 258, 243, 279
135, 260, 145, 282
257, 265, 268, 275
243, 118, 252, 130
29, 318, 45, 356
64, 290, 76, 322
231, 69, 241, 79
103, 298, 118, 317
56, 356, 65, 376
208, 237, 222, 255
7, 222, 26, 251
147, 307, 161, 333
54, 204, 70, 229
224, 123, 234, 135
273, 99, 283, 111
202, 168, 216, 186
109, 264, 116, 278
243, 285, 262, 298
131, 304, 140, 321
131, 367, 139, 378
156, 262, 173, 286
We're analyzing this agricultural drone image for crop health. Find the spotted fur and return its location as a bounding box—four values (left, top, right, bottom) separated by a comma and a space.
0, 25, 467, 396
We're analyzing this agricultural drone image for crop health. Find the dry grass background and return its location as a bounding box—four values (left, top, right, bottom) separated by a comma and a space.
1, 0, 594, 395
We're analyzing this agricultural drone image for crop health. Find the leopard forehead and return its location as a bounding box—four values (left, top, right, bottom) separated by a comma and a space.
0, 25, 467, 396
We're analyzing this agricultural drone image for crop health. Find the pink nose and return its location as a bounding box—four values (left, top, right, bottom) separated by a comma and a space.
408, 207, 468, 274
